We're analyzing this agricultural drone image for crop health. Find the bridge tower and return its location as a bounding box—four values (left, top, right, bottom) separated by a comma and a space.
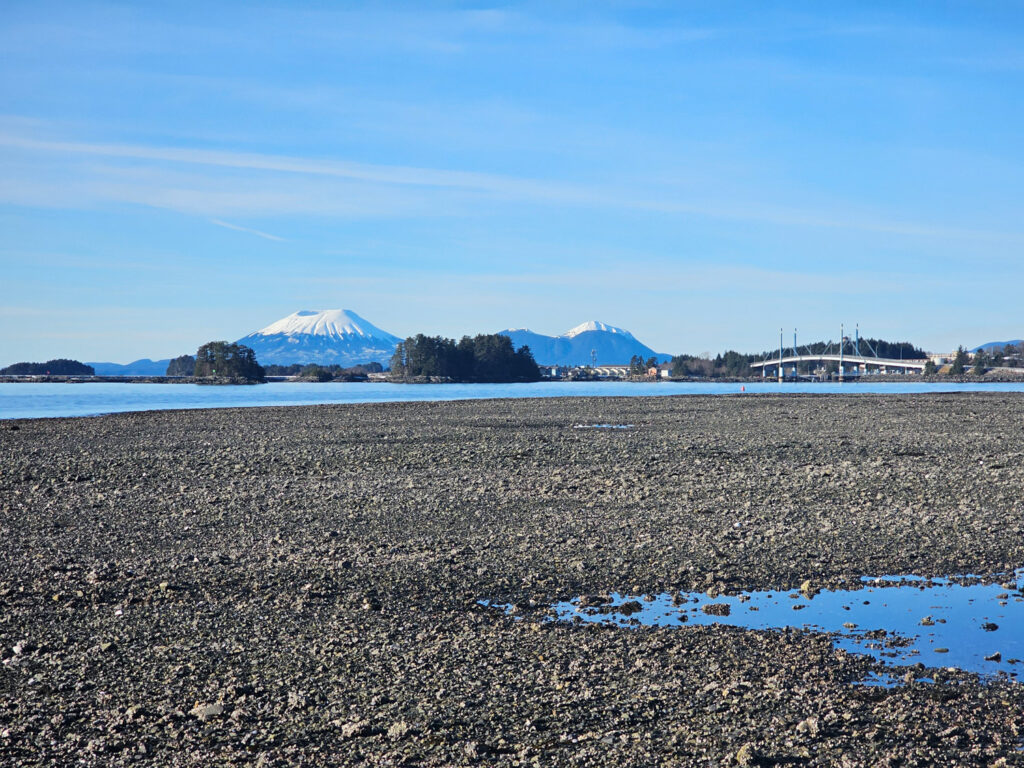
778, 328, 784, 382
793, 329, 798, 379
839, 323, 845, 381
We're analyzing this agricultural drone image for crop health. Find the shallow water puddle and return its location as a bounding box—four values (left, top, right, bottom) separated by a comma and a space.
485, 570, 1024, 684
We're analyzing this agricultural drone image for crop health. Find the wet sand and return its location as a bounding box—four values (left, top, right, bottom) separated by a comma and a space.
2, 394, 1023, 765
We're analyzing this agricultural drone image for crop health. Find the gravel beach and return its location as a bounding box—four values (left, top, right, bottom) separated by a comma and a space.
2, 393, 1023, 766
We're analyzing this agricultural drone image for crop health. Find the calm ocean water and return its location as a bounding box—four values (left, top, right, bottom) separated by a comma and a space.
3, 380, 1024, 420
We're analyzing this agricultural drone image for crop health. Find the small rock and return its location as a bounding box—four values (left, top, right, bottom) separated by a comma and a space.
616, 600, 643, 616
736, 742, 759, 766
796, 716, 820, 736
387, 720, 410, 741
189, 702, 224, 720
702, 603, 730, 616
340, 720, 371, 740
981, 622, 998, 632
984, 652, 1001, 662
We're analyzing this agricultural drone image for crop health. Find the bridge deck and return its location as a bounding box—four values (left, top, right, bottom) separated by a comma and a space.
750, 354, 927, 370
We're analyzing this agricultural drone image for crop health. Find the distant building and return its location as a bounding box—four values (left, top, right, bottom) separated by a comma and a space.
592, 365, 630, 378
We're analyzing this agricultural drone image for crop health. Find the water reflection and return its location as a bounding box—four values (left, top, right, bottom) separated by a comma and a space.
485, 570, 1024, 684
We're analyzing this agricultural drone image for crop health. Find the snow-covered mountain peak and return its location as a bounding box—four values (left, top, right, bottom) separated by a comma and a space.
238, 309, 402, 366
252, 309, 397, 341
563, 321, 635, 340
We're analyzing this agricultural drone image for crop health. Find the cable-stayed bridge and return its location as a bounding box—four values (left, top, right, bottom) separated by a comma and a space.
750, 326, 929, 380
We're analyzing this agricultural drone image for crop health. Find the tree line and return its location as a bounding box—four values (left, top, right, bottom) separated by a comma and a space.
971, 343, 1023, 369
264, 362, 384, 381
0, 359, 95, 375
628, 355, 660, 375
390, 333, 541, 382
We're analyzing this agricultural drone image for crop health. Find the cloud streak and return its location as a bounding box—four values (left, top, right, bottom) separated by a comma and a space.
209, 218, 285, 241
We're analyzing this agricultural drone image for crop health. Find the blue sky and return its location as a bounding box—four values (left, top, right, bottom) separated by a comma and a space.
2, 1, 1023, 363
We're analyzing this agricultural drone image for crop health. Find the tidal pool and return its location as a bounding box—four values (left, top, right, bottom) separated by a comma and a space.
485, 569, 1024, 684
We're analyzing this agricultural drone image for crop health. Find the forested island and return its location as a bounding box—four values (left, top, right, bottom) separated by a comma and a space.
192, 342, 265, 383
390, 333, 541, 382
0, 359, 95, 376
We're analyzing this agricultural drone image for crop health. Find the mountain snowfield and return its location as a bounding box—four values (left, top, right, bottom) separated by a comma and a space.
237, 309, 402, 366
562, 321, 636, 339
500, 321, 669, 367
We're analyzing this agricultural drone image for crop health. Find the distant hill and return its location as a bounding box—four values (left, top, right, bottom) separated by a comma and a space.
237, 309, 402, 366
87, 358, 172, 376
500, 321, 671, 367
971, 340, 1023, 353
2, 359, 95, 376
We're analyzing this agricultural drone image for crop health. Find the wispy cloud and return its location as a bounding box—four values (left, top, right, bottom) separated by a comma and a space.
0, 133, 563, 196
2, 131, 1022, 246
209, 218, 285, 241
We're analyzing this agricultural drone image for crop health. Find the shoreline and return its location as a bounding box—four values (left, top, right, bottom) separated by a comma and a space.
3, 394, 1024, 764
5, 381, 1024, 423
5, 369, 1024, 385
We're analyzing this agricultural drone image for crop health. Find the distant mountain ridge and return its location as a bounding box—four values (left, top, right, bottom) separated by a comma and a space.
87, 358, 172, 376
499, 322, 670, 367
237, 309, 401, 366
971, 339, 1022, 353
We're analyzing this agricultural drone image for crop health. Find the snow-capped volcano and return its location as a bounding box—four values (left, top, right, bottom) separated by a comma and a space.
238, 309, 401, 366
254, 309, 394, 340
499, 321, 669, 367
563, 321, 635, 340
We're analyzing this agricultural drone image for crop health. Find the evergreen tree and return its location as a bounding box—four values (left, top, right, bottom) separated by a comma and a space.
972, 349, 988, 376
949, 346, 968, 375
166, 355, 195, 376
923, 359, 938, 376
